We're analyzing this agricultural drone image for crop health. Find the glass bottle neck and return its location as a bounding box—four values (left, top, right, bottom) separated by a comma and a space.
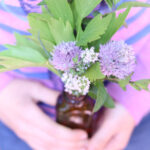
64, 92, 85, 104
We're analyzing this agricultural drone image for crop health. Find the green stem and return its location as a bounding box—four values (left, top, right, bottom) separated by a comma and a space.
104, 77, 119, 83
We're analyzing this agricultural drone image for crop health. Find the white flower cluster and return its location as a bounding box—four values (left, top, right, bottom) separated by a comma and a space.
81, 47, 99, 64
61, 73, 90, 96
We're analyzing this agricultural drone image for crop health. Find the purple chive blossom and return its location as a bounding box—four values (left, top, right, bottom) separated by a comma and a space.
99, 41, 136, 79
51, 42, 82, 71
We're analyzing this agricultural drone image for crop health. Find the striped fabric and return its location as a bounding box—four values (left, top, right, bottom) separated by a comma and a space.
0, 0, 150, 124
108, 0, 150, 124
0, 0, 63, 118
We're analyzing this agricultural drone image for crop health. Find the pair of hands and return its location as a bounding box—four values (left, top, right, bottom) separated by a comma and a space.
0, 79, 135, 150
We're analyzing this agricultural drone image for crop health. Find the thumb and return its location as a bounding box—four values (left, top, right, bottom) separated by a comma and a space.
29, 81, 60, 105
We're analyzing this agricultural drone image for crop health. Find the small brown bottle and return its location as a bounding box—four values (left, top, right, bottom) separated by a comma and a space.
56, 92, 96, 137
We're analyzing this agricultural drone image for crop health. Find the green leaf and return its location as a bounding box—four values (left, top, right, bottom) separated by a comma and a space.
45, 62, 60, 76
93, 81, 109, 112
93, 8, 130, 48
77, 14, 112, 46
44, 0, 74, 27
114, 0, 121, 5
1, 44, 46, 63
83, 62, 105, 82
0, 56, 59, 76
88, 84, 98, 100
130, 79, 150, 91
48, 18, 75, 44
118, 75, 132, 91
0, 32, 53, 72
27, 8, 56, 51
40, 39, 54, 52
14, 33, 50, 59
117, 1, 150, 10
0, 56, 38, 72
104, 95, 115, 108
15, 33, 39, 48
105, 0, 113, 8
35, 6, 52, 21
28, 35, 54, 52
130, 82, 141, 91
0, 34, 48, 63
38, 1, 46, 6
71, 0, 102, 38
28, 13, 55, 43
89, 81, 114, 109
0, 65, 5, 69
72, 0, 102, 21
102, 8, 130, 43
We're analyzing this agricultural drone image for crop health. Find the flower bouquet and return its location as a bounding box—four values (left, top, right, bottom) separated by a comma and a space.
0, 0, 150, 137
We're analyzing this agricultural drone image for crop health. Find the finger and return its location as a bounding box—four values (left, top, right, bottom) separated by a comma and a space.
16, 107, 87, 150
88, 124, 114, 150
104, 133, 130, 150
29, 81, 60, 105
23, 130, 87, 150
21, 101, 88, 141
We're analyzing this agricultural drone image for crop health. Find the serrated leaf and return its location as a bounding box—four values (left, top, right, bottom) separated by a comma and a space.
28, 35, 54, 53
130, 82, 141, 91
103, 94, 115, 108
48, 18, 75, 44
0, 56, 59, 75
15, 33, 50, 54
71, 0, 102, 38
118, 75, 132, 91
88, 84, 98, 100
105, 0, 113, 8
83, 62, 105, 82
33, 6, 52, 21
88, 81, 114, 109
117, 1, 150, 10
40, 39, 54, 52
71, 0, 102, 20
130, 79, 150, 91
0, 56, 38, 72
93, 81, 108, 112
13, 33, 50, 59
77, 14, 112, 46
101, 8, 130, 43
27, 8, 56, 52
45, 0, 74, 27
93, 8, 130, 48
28, 13, 55, 43
1, 45, 46, 63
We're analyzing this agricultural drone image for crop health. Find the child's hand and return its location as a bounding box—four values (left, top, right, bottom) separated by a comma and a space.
88, 103, 135, 150
0, 79, 88, 150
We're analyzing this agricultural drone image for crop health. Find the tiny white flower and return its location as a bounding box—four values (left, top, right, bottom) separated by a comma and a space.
61, 73, 90, 96
81, 47, 99, 64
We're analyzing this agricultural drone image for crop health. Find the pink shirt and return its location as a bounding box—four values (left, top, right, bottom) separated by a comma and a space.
0, 0, 150, 125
